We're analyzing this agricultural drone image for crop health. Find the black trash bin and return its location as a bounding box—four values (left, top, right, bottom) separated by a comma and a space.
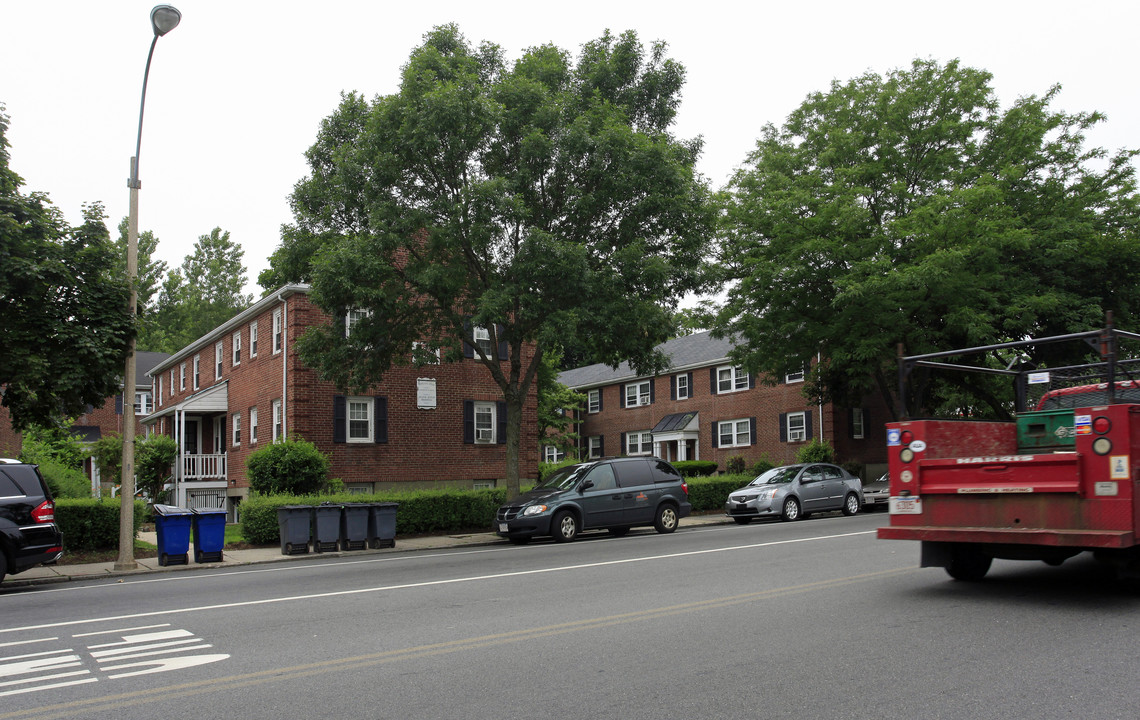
152, 504, 192, 566
368, 502, 399, 549
277, 505, 313, 555
313, 502, 341, 553
191, 508, 227, 563
340, 503, 370, 551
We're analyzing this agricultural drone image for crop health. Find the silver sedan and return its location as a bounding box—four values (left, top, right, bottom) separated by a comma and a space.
725, 463, 863, 523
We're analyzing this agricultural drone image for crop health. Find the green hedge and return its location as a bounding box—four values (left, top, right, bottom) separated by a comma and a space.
686, 474, 752, 513
239, 489, 509, 545
55, 499, 147, 552
673, 460, 718, 477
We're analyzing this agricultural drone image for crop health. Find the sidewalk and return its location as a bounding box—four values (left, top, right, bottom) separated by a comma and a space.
6, 514, 731, 587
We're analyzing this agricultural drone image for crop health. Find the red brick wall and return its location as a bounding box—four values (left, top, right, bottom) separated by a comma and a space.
0, 404, 20, 458
576, 368, 888, 473
152, 291, 539, 490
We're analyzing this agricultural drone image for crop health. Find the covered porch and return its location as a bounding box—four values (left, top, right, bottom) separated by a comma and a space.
143, 382, 231, 513
652, 411, 700, 462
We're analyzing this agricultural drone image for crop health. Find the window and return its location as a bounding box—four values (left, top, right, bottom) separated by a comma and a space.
347, 397, 373, 442
587, 435, 603, 459
250, 406, 258, 444
473, 326, 492, 357
273, 308, 283, 354
412, 341, 440, 365
717, 365, 750, 393
346, 308, 370, 337
852, 408, 865, 440
625, 380, 651, 407
180, 363, 186, 391
215, 341, 224, 380
249, 320, 258, 357
786, 411, 807, 442
232, 413, 241, 446
193, 355, 200, 390
543, 445, 565, 463
134, 391, 152, 415
232, 331, 242, 366
675, 373, 690, 400
786, 365, 806, 384
718, 418, 752, 448
626, 431, 653, 455
157, 376, 163, 406
272, 399, 282, 441
474, 402, 495, 444
588, 389, 601, 414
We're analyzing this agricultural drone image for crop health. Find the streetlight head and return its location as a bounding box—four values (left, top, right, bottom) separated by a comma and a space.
150, 5, 181, 36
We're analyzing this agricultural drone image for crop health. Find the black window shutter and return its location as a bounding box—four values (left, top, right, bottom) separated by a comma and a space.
750, 417, 757, 445
749, 373, 756, 389
374, 397, 388, 444
463, 400, 475, 443
670, 376, 676, 400
462, 321, 474, 358
621, 432, 627, 454
496, 401, 507, 444
333, 395, 346, 443
779, 413, 788, 443
806, 410, 814, 440
710, 421, 718, 448
115, 394, 123, 415
496, 324, 508, 361
619, 386, 626, 408
710, 367, 717, 394
649, 379, 655, 404
688, 372, 694, 396
335, 310, 346, 338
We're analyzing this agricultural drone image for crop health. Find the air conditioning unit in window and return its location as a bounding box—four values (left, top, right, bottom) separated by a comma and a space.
476, 428, 493, 442
639, 397, 650, 405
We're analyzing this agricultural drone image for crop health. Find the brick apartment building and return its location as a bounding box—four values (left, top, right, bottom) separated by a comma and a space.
554, 331, 888, 478
143, 284, 538, 518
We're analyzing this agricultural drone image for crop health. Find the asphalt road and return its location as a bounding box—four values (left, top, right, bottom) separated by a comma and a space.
2, 511, 1138, 720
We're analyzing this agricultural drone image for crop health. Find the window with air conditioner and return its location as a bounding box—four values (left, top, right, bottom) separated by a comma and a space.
625, 380, 651, 407
474, 402, 495, 444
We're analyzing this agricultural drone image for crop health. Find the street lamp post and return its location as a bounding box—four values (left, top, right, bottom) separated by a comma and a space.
115, 4, 181, 572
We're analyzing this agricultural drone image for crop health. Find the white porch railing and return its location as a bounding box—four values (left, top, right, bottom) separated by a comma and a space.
182, 453, 227, 480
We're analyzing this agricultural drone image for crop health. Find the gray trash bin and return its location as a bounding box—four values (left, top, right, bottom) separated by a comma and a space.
368, 502, 399, 549
277, 505, 313, 555
340, 503, 370, 551
313, 503, 341, 553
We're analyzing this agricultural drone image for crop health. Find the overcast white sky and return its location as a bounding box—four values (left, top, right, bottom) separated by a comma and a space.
3, 1, 1137, 297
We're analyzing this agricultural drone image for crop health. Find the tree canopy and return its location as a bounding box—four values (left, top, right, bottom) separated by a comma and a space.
714, 59, 1140, 419
0, 108, 134, 430
264, 25, 714, 495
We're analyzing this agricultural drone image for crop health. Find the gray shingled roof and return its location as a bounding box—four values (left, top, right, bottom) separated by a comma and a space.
558, 330, 737, 389
135, 351, 171, 388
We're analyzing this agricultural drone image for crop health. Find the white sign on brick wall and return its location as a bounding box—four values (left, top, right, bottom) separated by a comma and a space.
417, 378, 437, 409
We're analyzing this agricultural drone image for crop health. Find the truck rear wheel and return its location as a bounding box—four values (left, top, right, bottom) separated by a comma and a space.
946, 547, 992, 581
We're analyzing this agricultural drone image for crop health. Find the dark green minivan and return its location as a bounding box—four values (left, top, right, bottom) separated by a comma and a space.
495, 457, 691, 544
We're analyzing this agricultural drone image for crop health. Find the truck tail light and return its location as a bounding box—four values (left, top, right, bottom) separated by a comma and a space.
31, 500, 55, 524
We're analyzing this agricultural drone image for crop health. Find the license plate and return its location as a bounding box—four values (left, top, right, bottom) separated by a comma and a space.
499, 523, 508, 533
889, 496, 922, 515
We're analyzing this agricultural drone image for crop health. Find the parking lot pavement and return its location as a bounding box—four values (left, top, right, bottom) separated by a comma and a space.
5, 514, 732, 587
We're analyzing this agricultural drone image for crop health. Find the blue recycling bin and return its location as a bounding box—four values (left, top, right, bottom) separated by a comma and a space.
152, 504, 192, 566
191, 508, 227, 563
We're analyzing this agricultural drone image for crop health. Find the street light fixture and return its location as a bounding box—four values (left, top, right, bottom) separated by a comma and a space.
116, 4, 181, 572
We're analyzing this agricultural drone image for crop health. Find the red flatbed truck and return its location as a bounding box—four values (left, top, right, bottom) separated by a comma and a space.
879, 321, 1140, 580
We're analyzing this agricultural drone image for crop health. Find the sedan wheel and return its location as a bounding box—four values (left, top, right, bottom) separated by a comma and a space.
780, 497, 801, 522
552, 511, 578, 542
654, 504, 678, 533
842, 493, 860, 516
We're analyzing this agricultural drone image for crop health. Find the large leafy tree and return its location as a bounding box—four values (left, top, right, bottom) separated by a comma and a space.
148, 226, 253, 353
0, 109, 133, 430
265, 25, 714, 496
714, 59, 1140, 419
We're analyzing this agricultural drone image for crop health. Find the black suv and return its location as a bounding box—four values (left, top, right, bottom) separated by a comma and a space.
496, 457, 692, 544
0, 460, 63, 584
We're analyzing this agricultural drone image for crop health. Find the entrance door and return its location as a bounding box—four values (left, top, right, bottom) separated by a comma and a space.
184, 419, 199, 455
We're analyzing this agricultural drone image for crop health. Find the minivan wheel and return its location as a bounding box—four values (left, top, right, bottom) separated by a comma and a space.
842, 493, 860, 516
552, 511, 578, 542
654, 505, 678, 534
780, 497, 801, 522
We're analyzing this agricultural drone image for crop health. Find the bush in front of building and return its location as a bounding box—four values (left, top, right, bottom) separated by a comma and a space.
686, 474, 751, 512
36, 460, 92, 498
55, 499, 147, 551
246, 436, 332, 495
238, 488, 509, 545
672, 460, 718, 477
795, 438, 835, 464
